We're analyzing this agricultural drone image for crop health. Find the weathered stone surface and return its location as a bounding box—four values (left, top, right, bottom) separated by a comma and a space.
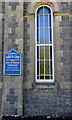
9, 2, 19, 11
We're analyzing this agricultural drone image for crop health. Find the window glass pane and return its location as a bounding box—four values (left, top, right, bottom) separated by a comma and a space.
37, 15, 43, 28
40, 76, 44, 79
40, 47, 44, 59
37, 7, 43, 14
45, 76, 50, 79
37, 15, 39, 28
40, 61, 44, 75
44, 15, 51, 27
50, 60, 52, 75
45, 28, 50, 44
45, 61, 49, 75
37, 61, 39, 75
49, 15, 51, 27
37, 15, 44, 28
37, 29, 39, 43
45, 28, 52, 43
44, 15, 48, 27
44, 6, 51, 14
37, 46, 39, 59
40, 15, 43, 27
45, 46, 49, 59
50, 46, 52, 59
50, 28, 52, 43
40, 29, 44, 44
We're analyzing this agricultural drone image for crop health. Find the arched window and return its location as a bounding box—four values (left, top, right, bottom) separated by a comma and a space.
35, 5, 54, 82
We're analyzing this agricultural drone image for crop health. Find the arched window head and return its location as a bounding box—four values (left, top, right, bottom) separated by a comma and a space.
35, 5, 54, 83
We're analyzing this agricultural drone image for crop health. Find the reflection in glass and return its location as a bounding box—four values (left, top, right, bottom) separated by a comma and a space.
40, 29, 44, 44
37, 7, 43, 14
40, 47, 44, 59
45, 15, 48, 27
40, 61, 44, 75
45, 61, 49, 75
45, 47, 49, 59
44, 7, 51, 14
40, 15, 43, 27
45, 28, 50, 44
45, 15, 51, 27
50, 28, 52, 42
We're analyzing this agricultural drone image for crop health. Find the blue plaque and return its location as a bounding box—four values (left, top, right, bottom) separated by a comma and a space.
4, 49, 21, 75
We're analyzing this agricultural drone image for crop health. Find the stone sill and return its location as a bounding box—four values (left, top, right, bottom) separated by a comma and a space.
32, 82, 56, 89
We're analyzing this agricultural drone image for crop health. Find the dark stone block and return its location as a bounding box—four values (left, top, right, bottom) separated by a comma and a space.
0, 88, 2, 112
59, 22, 70, 26
2, 2, 5, 13
60, 32, 70, 39
23, 70, 30, 76
7, 95, 18, 104
64, 75, 70, 82
24, 35, 30, 40
61, 2, 70, 12
24, 23, 30, 29
24, 46, 30, 52
6, 107, 17, 115
9, 2, 19, 11
8, 44, 18, 51
9, 16, 18, 28
62, 16, 69, 21
8, 32, 18, 40
24, 57, 30, 63
10, 88, 15, 94
70, 2, 72, 12
0, 2, 2, 13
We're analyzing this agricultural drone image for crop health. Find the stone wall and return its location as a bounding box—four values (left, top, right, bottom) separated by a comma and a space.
0, 1, 72, 118
1, 1, 23, 115
23, 2, 72, 118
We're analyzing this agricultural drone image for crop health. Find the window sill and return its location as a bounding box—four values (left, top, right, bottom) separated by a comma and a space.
32, 82, 56, 89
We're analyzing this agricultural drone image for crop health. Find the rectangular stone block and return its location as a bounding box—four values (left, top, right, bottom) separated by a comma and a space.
0, 2, 2, 14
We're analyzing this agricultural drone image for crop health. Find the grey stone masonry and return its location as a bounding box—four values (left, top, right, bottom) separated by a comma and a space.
23, 1, 72, 118
23, 16, 30, 82
0, 2, 4, 114
70, 1, 72, 113
23, 2, 29, 14
8, 16, 19, 50
0, 89, 2, 113
61, 2, 70, 12
9, 2, 19, 11
24, 89, 71, 117
2, 2, 23, 115
6, 88, 18, 115
60, 14, 71, 82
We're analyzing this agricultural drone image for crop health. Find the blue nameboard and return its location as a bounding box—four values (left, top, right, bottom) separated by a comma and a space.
4, 49, 21, 75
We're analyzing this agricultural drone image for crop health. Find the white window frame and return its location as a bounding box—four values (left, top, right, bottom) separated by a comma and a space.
35, 5, 54, 83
